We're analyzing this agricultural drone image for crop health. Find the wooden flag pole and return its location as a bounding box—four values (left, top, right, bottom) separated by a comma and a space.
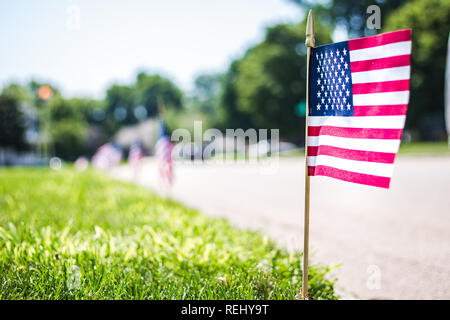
302, 9, 315, 300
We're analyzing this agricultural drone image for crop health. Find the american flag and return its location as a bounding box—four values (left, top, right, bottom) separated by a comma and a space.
155, 120, 174, 187
92, 142, 123, 170
128, 142, 144, 165
128, 142, 144, 180
307, 29, 412, 188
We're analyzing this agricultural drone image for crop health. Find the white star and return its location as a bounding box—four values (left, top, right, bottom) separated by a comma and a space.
345, 76, 349, 83
326, 65, 329, 71
343, 97, 347, 103
321, 85, 324, 91
325, 52, 328, 58
340, 104, 344, 110
337, 64, 341, 70
316, 53, 319, 60
331, 65, 335, 71
317, 79, 321, 85
332, 78, 335, 84
346, 89, 350, 96
333, 98, 336, 104
328, 58, 331, 64
324, 91, 328, 97
320, 52, 323, 59
328, 98, 331, 103
316, 104, 321, 110
344, 62, 348, 69
339, 91, 342, 96
317, 91, 321, 97
338, 77, 342, 83
317, 66, 320, 73
325, 104, 328, 110
336, 84, 339, 90
340, 56, 344, 63
333, 58, 337, 64
343, 48, 347, 55
336, 49, 340, 56
321, 73, 324, 78
330, 51, 333, 57
334, 71, 338, 77
347, 103, 351, 110
342, 83, 346, 90
341, 70, 345, 76
321, 98, 325, 103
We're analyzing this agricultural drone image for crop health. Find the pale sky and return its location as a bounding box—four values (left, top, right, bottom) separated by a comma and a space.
0, 0, 304, 98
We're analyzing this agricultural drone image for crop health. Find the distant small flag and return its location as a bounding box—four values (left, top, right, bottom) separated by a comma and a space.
308, 29, 412, 188
129, 142, 144, 165
155, 120, 174, 188
92, 142, 123, 169
128, 142, 144, 180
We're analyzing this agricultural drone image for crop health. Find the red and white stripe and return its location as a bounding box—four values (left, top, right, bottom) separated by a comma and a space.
155, 136, 174, 187
308, 29, 411, 188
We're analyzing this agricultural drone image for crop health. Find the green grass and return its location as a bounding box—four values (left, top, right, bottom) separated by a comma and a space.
0, 168, 337, 300
398, 141, 450, 155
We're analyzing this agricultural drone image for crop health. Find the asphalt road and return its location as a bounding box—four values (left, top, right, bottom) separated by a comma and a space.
111, 155, 450, 299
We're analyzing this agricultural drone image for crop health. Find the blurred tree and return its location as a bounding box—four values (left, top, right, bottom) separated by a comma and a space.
105, 84, 136, 129
191, 73, 224, 116
135, 72, 183, 117
27, 80, 61, 108
290, 0, 407, 38
44, 97, 106, 160
47, 97, 86, 123
0, 94, 26, 150
1, 83, 33, 104
218, 61, 255, 130
50, 121, 88, 161
221, 19, 332, 139
384, 0, 450, 139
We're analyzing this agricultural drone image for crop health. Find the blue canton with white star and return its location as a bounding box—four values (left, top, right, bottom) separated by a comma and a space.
310, 41, 353, 117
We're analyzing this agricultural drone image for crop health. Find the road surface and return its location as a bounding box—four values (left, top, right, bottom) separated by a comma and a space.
111, 155, 450, 299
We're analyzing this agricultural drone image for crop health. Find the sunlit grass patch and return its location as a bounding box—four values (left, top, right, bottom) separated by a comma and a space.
399, 141, 450, 155
0, 168, 337, 299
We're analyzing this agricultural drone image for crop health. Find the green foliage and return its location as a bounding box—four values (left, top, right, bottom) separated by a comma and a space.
384, 0, 450, 139
105, 84, 136, 132
291, 0, 406, 37
0, 168, 337, 300
222, 20, 332, 139
399, 141, 450, 154
44, 97, 105, 160
50, 122, 88, 161
103, 73, 183, 136
1, 83, 33, 104
191, 73, 224, 116
136, 72, 183, 117
0, 94, 26, 150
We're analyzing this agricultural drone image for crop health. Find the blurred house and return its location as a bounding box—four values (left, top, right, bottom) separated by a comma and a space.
114, 118, 159, 154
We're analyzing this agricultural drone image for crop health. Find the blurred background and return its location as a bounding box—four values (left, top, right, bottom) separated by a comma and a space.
0, 0, 449, 300
1, 0, 449, 163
